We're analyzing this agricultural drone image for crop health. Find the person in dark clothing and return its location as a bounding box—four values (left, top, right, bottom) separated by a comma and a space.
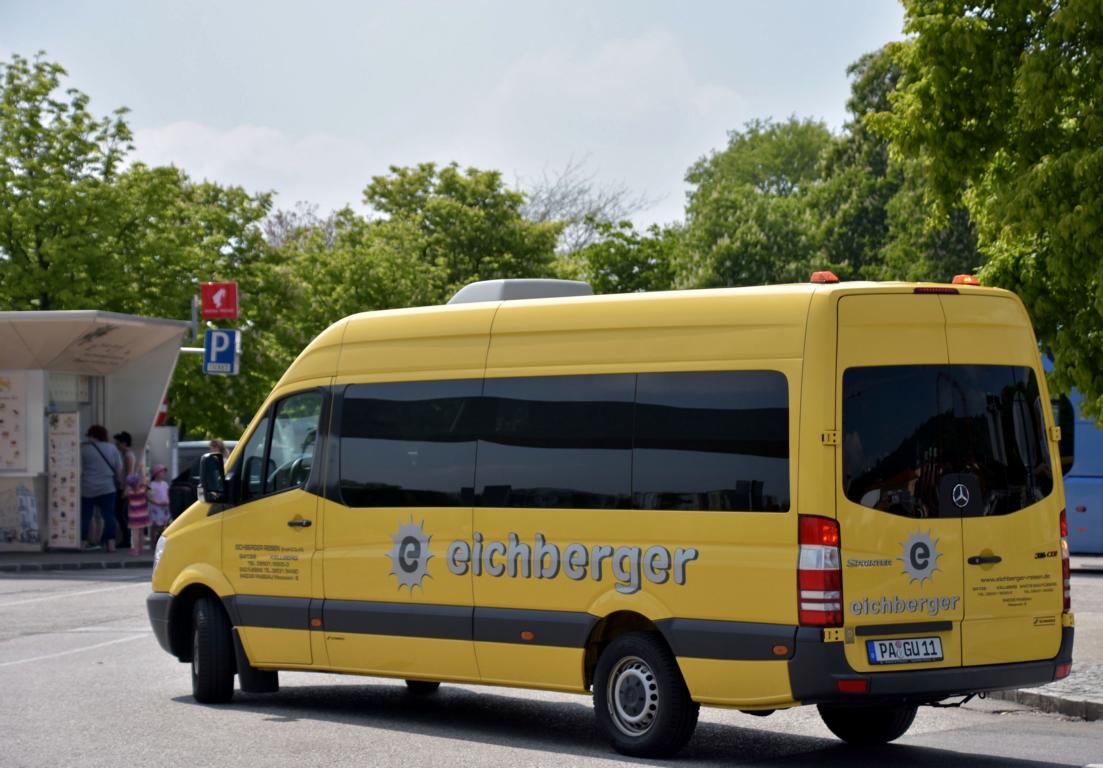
80, 425, 123, 550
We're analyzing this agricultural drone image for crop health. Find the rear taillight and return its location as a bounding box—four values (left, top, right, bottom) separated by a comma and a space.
1060, 509, 1071, 612
798, 515, 842, 627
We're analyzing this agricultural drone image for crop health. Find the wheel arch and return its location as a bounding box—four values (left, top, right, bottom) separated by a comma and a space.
583, 610, 676, 690
167, 582, 230, 662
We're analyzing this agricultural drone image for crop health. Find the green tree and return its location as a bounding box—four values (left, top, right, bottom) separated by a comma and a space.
813, 48, 980, 281
874, 0, 1103, 415
564, 220, 679, 294
0, 52, 277, 438
681, 118, 832, 288
0, 54, 131, 310
364, 163, 562, 293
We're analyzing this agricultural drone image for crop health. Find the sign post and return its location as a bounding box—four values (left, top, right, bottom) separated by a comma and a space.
203, 329, 240, 375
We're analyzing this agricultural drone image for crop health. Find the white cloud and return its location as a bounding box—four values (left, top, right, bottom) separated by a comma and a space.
454, 28, 749, 224
132, 122, 376, 212
130, 29, 748, 225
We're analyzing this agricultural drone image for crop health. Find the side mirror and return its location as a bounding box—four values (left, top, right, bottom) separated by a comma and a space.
199, 452, 227, 503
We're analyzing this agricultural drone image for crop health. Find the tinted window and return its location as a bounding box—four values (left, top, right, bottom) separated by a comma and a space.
340, 380, 480, 507
477, 375, 634, 508
843, 365, 1053, 518
634, 371, 789, 511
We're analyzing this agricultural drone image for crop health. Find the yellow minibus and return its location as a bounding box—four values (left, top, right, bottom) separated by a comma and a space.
148, 276, 1074, 757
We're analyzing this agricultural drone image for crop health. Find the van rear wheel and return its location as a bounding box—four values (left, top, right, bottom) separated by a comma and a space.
817, 702, 917, 745
593, 632, 699, 758
191, 595, 235, 704
405, 680, 441, 695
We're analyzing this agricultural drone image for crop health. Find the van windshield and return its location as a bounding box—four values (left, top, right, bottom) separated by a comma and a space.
843, 365, 1053, 518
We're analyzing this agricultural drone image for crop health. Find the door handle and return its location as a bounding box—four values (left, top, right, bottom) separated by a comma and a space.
967, 555, 1001, 565
287, 518, 312, 528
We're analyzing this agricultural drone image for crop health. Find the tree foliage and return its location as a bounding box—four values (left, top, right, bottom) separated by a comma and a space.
364, 162, 562, 293
564, 220, 679, 294
814, 48, 980, 282
0, 53, 276, 438
875, 0, 1103, 415
682, 118, 831, 287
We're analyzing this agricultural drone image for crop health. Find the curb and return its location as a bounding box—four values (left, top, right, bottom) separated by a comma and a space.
988, 688, 1103, 721
0, 559, 153, 573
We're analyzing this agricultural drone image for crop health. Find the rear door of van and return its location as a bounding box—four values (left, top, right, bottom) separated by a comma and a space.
836, 290, 1064, 674
941, 295, 1064, 666
835, 293, 966, 673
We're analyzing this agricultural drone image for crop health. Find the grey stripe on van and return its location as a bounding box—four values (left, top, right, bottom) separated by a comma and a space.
324, 599, 472, 641
472, 606, 597, 647
223, 594, 800, 661
656, 618, 797, 660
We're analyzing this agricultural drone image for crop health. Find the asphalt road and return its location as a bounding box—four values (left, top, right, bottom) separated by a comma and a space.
1, 570, 1101, 768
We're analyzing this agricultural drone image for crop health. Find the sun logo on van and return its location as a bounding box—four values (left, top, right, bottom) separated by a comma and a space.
899, 530, 941, 585
387, 517, 433, 592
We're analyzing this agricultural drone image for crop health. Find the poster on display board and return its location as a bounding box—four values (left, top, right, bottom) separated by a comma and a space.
0, 370, 27, 470
48, 412, 81, 549
0, 476, 43, 546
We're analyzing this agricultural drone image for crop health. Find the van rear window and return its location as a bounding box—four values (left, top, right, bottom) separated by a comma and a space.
843, 365, 1053, 518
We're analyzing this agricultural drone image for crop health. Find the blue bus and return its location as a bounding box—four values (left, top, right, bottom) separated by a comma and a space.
1060, 389, 1103, 554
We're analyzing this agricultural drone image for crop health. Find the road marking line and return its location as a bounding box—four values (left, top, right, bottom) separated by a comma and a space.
0, 582, 146, 608
0, 634, 147, 668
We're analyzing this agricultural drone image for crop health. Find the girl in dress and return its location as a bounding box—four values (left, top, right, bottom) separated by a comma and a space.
125, 473, 150, 556
147, 464, 171, 547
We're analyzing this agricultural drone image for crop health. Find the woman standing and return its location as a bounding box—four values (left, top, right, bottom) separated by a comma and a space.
80, 425, 123, 551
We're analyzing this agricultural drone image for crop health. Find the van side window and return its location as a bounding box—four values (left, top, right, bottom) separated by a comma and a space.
339, 380, 481, 507
267, 391, 324, 494
477, 375, 634, 509
634, 371, 790, 511
239, 415, 270, 503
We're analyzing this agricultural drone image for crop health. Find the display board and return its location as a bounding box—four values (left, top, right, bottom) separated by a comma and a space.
47, 412, 81, 549
0, 476, 43, 547
0, 370, 27, 470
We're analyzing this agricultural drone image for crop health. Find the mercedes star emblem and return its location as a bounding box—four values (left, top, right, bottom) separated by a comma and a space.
952, 483, 970, 508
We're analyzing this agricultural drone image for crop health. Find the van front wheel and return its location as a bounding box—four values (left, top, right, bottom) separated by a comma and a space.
191, 596, 235, 704
817, 702, 917, 745
593, 632, 699, 758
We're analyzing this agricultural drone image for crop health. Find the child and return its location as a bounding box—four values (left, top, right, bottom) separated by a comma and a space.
147, 464, 171, 548
125, 473, 150, 556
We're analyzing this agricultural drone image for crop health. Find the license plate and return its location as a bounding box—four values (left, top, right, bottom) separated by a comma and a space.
866, 636, 943, 665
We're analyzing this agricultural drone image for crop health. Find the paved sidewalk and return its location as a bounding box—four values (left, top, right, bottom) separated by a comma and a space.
0, 549, 153, 572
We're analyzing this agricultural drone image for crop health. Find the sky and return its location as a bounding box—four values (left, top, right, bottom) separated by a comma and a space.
1, 1, 906, 227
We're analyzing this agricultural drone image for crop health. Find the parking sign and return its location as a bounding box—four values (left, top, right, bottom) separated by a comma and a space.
203, 329, 240, 375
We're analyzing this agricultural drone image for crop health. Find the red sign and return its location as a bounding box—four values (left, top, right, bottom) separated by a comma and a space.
201, 282, 239, 319
155, 398, 169, 427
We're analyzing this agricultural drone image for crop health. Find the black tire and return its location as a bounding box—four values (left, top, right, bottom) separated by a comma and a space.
593, 632, 700, 758
405, 680, 441, 695
817, 702, 918, 745
191, 596, 235, 704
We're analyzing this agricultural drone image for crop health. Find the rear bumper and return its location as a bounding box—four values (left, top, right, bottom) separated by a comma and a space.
146, 592, 174, 655
788, 626, 1075, 704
